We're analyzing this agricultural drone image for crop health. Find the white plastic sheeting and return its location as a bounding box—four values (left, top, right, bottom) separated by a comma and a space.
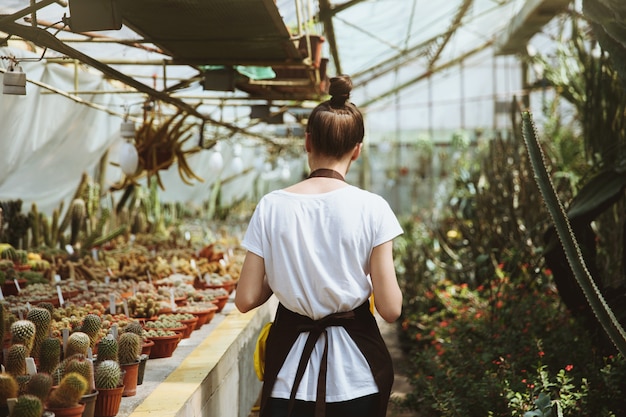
0, 46, 123, 215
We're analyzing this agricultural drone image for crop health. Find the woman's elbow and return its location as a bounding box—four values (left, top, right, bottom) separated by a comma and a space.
378, 305, 402, 323
234, 296, 254, 313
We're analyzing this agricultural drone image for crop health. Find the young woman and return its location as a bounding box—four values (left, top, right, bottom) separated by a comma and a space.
235, 74, 403, 417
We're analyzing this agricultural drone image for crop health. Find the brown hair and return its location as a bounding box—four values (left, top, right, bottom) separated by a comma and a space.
306, 75, 364, 158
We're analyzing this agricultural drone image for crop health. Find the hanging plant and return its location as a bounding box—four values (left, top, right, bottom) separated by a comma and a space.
112, 110, 203, 190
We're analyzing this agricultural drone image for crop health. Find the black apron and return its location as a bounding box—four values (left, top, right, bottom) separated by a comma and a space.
259, 300, 394, 417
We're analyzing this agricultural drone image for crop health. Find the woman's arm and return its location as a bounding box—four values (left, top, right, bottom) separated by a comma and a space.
234, 251, 273, 313
370, 240, 402, 323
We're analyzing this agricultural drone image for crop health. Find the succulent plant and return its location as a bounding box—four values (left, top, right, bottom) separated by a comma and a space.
10, 320, 36, 355
38, 337, 61, 375
80, 313, 102, 349
118, 332, 141, 365
35, 302, 54, 316
10, 394, 43, 417
25, 307, 51, 359
46, 372, 87, 409
94, 360, 121, 390
24, 372, 52, 404
0, 373, 19, 407
64, 355, 95, 392
96, 336, 118, 362
122, 321, 144, 338
6, 344, 27, 377
65, 332, 90, 358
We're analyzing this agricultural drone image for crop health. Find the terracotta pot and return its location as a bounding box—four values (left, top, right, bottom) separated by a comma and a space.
121, 360, 140, 397
93, 385, 124, 417
81, 390, 98, 417
178, 316, 198, 338
147, 334, 181, 359
211, 294, 229, 312
182, 304, 218, 329
46, 403, 85, 417
141, 338, 155, 356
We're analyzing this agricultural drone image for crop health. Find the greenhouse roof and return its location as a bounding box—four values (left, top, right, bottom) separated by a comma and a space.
0, 0, 574, 118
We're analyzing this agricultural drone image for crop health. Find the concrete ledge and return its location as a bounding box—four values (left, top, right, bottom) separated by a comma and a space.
126, 296, 277, 417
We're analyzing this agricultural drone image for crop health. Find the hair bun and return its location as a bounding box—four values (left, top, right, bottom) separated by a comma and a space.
328, 75, 352, 107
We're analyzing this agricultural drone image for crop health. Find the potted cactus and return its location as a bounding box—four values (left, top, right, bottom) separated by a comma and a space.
0, 373, 18, 417
9, 394, 49, 417
93, 360, 123, 417
45, 372, 88, 417
117, 332, 141, 397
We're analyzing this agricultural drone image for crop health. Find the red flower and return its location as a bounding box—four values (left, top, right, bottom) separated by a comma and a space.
565, 364, 573, 371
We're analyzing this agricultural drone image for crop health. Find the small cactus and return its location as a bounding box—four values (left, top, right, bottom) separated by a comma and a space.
80, 313, 102, 349
26, 307, 51, 359
10, 394, 43, 417
64, 355, 95, 393
38, 337, 61, 375
96, 336, 118, 362
25, 372, 53, 404
118, 332, 141, 365
65, 332, 90, 358
94, 360, 121, 390
10, 320, 36, 355
123, 321, 143, 338
0, 373, 19, 406
46, 372, 87, 409
6, 343, 27, 377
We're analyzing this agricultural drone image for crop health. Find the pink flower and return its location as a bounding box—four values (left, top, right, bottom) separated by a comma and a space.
565, 364, 573, 371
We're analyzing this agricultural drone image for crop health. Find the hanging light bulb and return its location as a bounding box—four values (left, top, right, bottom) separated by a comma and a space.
119, 120, 138, 175
208, 142, 224, 174
119, 140, 139, 175
230, 142, 244, 174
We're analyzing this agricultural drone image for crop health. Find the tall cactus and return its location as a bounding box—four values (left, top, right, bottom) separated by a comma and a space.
521, 111, 626, 357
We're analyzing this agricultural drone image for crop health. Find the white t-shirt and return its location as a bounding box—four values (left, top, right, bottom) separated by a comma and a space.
242, 185, 403, 402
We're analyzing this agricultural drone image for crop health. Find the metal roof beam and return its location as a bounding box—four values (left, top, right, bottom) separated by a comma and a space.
494, 0, 572, 55
360, 39, 493, 109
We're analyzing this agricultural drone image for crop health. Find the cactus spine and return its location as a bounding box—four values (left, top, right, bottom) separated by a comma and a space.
38, 337, 61, 375
0, 373, 19, 407
11, 394, 42, 417
118, 332, 141, 365
10, 320, 36, 355
522, 111, 626, 356
96, 336, 118, 362
46, 372, 87, 409
6, 344, 27, 377
65, 332, 90, 358
25, 372, 53, 403
94, 360, 121, 390
26, 307, 51, 359
80, 314, 102, 349
123, 321, 143, 338
64, 355, 95, 392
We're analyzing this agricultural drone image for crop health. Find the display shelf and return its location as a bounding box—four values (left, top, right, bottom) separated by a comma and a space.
116, 293, 276, 417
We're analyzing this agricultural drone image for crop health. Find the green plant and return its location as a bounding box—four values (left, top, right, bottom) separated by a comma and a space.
38, 337, 61, 375
0, 373, 19, 407
26, 307, 51, 360
65, 332, 90, 358
6, 344, 27, 377
10, 320, 36, 355
94, 360, 121, 390
25, 373, 53, 404
80, 313, 102, 349
118, 332, 141, 365
46, 372, 87, 409
64, 355, 95, 393
96, 336, 118, 362
10, 394, 43, 417
522, 111, 626, 357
